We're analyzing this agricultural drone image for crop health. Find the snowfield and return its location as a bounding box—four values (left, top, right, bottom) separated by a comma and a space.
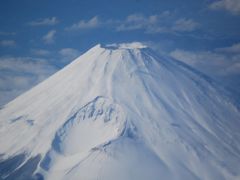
0, 42, 240, 180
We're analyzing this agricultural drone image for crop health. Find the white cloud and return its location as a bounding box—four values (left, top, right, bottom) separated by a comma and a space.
42, 30, 56, 44
116, 13, 199, 33
209, 0, 240, 15
59, 48, 81, 62
172, 18, 199, 32
30, 49, 51, 56
116, 13, 167, 32
170, 46, 240, 79
170, 50, 226, 70
0, 56, 58, 106
28, 17, 59, 26
0, 31, 16, 36
66, 16, 100, 30
215, 43, 240, 53
65, 13, 199, 34
0, 40, 16, 47
169, 47, 240, 97
0, 57, 57, 77
116, 14, 154, 31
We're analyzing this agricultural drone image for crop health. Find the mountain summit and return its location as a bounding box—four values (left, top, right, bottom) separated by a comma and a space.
0, 42, 240, 180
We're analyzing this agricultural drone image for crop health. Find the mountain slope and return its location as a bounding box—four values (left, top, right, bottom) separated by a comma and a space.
0, 42, 240, 180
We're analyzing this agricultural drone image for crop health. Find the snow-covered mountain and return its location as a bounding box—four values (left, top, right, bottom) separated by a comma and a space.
0, 42, 240, 180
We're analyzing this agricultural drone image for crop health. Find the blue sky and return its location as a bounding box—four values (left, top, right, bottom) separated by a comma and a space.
0, 0, 240, 105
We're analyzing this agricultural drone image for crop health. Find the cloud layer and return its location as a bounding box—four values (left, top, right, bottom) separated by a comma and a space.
58, 48, 81, 62
169, 43, 240, 93
28, 17, 59, 26
30, 49, 51, 56
0, 40, 16, 47
170, 49, 240, 76
42, 30, 56, 44
0, 56, 57, 106
116, 13, 199, 33
215, 43, 240, 53
66, 16, 100, 30
209, 0, 240, 15
66, 13, 199, 34
0, 31, 16, 36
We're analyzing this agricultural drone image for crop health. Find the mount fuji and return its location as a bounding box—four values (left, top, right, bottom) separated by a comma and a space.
0, 42, 240, 180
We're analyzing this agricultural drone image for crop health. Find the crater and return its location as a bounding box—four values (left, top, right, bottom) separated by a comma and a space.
52, 96, 126, 155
